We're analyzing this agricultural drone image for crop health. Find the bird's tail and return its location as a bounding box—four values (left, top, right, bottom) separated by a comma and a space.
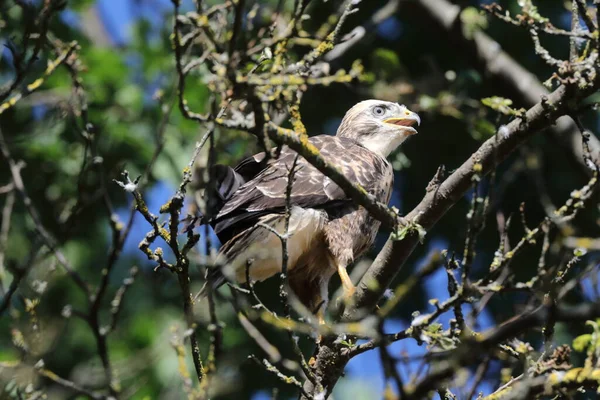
198, 266, 228, 298
182, 164, 249, 233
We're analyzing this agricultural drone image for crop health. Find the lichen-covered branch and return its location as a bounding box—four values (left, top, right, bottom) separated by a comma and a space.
420, 0, 600, 174
303, 74, 600, 400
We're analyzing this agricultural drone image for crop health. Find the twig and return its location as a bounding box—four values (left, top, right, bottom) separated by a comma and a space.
306, 81, 600, 398
249, 355, 313, 399
403, 302, 600, 399
0, 0, 63, 102
0, 128, 90, 295
0, 41, 78, 115
0, 186, 15, 296
238, 313, 282, 363
574, 0, 597, 34
117, 144, 206, 385
107, 266, 138, 333
172, 0, 210, 123
421, 0, 600, 175
378, 324, 406, 398
37, 366, 107, 400
200, 128, 222, 398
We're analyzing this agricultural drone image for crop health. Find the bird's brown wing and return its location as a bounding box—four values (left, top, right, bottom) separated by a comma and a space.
212, 135, 392, 242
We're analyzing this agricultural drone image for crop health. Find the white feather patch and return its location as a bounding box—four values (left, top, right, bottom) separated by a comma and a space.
358, 131, 408, 157
220, 207, 327, 283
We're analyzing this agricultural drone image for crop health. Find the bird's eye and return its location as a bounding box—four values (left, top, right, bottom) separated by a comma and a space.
373, 106, 385, 116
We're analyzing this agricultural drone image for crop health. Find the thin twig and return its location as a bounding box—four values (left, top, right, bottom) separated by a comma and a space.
0, 128, 90, 295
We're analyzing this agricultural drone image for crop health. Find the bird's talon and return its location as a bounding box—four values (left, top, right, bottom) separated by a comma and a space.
317, 312, 326, 326
337, 263, 356, 303
344, 284, 356, 299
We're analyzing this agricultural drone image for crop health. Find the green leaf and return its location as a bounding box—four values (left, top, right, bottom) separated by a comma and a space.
115, 84, 143, 112
481, 96, 513, 112
471, 118, 496, 140
70, 0, 95, 11
391, 220, 427, 243
426, 323, 442, 333
391, 150, 411, 170
481, 96, 527, 117
573, 333, 592, 352
518, 0, 549, 23
371, 48, 402, 80
460, 7, 488, 39
418, 95, 438, 111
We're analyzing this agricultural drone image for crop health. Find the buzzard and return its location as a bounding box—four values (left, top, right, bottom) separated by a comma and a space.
203, 100, 420, 318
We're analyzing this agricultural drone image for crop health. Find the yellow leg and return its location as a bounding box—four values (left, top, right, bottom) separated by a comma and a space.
315, 307, 326, 344
337, 263, 355, 299
317, 309, 326, 325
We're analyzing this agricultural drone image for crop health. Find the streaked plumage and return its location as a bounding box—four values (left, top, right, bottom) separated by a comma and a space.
202, 100, 420, 316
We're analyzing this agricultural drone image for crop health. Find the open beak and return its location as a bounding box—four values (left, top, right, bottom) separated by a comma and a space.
384, 111, 420, 134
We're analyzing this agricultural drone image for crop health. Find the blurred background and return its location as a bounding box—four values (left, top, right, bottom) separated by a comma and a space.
1, 0, 599, 398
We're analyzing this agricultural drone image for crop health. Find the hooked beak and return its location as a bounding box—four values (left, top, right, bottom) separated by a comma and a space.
383, 110, 420, 134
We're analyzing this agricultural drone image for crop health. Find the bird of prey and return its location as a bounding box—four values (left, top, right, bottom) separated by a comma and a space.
203, 100, 420, 318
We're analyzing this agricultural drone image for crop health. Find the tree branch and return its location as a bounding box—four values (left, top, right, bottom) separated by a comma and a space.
302, 80, 599, 397
416, 0, 600, 174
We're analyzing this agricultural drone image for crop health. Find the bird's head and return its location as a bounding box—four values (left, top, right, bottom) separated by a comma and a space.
336, 100, 420, 157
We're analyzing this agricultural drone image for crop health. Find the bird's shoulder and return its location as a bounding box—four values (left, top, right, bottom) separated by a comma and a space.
300, 135, 393, 178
